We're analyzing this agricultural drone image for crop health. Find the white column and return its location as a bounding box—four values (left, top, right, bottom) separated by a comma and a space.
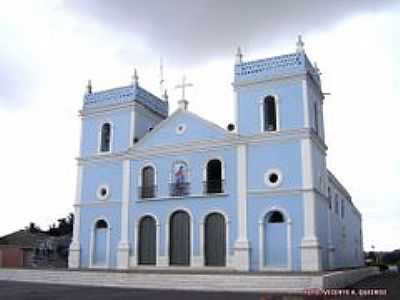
194, 220, 205, 267
117, 159, 131, 269
300, 138, 322, 271
302, 79, 310, 128
234, 143, 250, 271
68, 164, 83, 268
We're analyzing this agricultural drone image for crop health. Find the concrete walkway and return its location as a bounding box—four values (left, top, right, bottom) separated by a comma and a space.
0, 267, 378, 293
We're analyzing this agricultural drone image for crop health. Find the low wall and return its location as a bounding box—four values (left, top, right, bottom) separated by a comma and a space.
323, 267, 380, 288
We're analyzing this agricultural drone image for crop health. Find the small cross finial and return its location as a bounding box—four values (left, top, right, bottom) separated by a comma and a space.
235, 46, 243, 64
296, 35, 304, 53
175, 75, 193, 100
86, 79, 92, 94
132, 68, 139, 87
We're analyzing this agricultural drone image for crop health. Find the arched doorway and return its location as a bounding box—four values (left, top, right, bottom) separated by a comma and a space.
93, 219, 108, 266
204, 213, 226, 266
169, 210, 190, 266
263, 211, 287, 268
138, 216, 156, 265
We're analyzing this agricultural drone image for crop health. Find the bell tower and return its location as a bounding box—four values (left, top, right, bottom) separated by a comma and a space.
232, 36, 325, 140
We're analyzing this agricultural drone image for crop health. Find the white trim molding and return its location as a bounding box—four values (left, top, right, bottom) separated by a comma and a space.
176, 123, 187, 135
264, 168, 283, 188
117, 159, 131, 269
234, 143, 250, 271
68, 164, 83, 269
258, 206, 292, 271
89, 217, 111, 269
96, 184, 110, 201
302, 79, 310, 128
300, 138, 322, 271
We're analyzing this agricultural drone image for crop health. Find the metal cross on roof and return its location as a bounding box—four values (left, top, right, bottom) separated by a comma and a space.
175, 75, 193, 100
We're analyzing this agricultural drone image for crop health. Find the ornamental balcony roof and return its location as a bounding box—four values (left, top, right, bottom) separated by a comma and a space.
83, 85, 168, 117
234, 52, 320, 85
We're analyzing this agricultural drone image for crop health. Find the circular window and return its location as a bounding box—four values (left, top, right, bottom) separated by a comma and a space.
264, 169, 283, 188
97, 185, 110, 200
176, 123, 186, 135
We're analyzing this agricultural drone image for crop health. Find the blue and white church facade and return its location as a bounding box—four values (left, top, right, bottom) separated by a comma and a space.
69, 38, 364, 272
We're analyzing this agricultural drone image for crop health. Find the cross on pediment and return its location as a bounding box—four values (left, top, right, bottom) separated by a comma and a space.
175, 75, 193, 100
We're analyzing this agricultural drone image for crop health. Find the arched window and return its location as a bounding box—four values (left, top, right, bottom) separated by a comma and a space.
100, 123, 111, 152
170, 161, 190, 196
328, 187, 332, 210
140, 165, 156, 198
267, 211, 285, 223
264, 96, 277, 131
314, 102, 319, 134
95, 219, 108, 229
204, 159, 223, 194
334, 194, 339, 214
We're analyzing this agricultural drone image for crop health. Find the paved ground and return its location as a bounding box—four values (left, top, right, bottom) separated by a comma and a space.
0, 272, 398, 300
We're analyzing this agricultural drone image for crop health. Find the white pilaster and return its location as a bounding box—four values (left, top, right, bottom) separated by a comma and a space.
302, 79, 310, 128
300, 138, 322, 271
117, 159, 131, 269
234, 143, 250, 271
68, 164, 83, 269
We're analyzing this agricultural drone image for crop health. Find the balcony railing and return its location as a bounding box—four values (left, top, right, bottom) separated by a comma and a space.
203, 179, 225, 194
138, 185, 157, 199
169, 182, 190, 197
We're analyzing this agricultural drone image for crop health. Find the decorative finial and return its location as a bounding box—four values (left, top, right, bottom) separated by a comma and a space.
314, 62, 321, 75
235, 46, 243, 64
86, 80, 92, 94
132, 68, 139, 87
163, 89, 168, 102
296, 35, 304, 53
160, 57, 165, 97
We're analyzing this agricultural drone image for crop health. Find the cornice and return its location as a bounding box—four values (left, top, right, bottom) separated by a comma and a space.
80, 100, 166, 119
77, 128, 326, 164
232, 72, 306, 90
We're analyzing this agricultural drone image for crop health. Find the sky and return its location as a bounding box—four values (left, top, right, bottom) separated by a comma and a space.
0, 0, 399, 251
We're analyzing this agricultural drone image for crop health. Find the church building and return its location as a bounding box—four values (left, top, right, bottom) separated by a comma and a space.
68, 37, 364, 272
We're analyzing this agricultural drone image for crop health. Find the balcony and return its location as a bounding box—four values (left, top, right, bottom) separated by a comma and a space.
169, 182, 190, 197
138, 185, 157, 199
203, 180, 225, 194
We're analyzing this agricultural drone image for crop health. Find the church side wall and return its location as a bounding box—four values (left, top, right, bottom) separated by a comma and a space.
246, 140, 304, 271
314, 192, 330, 269
328, 177, 363, 269
311, 142, 331, 269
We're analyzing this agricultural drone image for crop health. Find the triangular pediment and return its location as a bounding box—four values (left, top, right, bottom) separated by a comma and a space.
134, 109, 232, 148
